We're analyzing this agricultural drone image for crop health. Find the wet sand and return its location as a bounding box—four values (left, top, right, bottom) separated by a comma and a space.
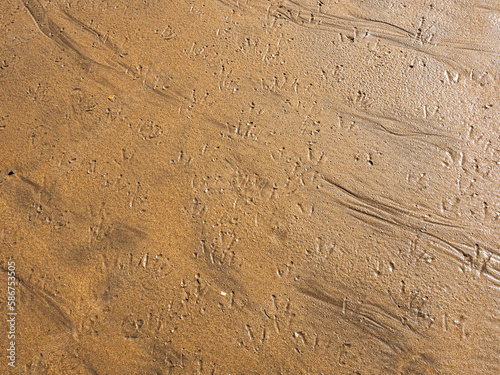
1, 0, 499, 373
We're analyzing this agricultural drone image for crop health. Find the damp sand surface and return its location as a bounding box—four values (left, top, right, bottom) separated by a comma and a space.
1, 0, 500, 373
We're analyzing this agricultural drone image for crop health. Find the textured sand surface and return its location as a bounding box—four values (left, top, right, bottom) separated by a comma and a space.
1, 0, 500, 373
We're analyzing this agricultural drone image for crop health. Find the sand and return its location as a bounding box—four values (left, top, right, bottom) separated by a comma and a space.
1, 0, 499, 373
